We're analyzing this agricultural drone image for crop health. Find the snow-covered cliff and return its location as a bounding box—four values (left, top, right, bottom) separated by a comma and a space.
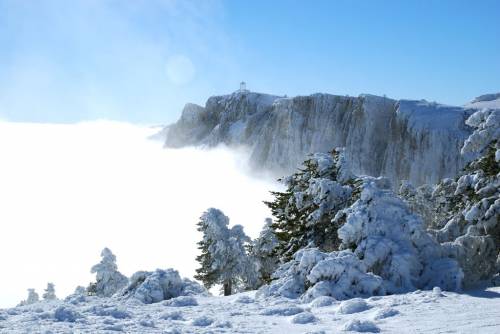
163, 91, 474, 186
465, 92, 500, 110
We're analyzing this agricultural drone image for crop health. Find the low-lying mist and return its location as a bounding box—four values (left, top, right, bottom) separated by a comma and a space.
0, 121, 280, 307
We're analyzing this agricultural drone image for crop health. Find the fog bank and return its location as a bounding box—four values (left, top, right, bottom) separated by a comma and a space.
0, 121, 279, 307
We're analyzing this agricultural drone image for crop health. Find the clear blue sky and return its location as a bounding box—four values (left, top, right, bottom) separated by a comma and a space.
0, 0, 499, 123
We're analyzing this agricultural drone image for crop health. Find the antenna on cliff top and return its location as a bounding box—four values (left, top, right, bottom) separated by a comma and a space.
239, 81, 247, 93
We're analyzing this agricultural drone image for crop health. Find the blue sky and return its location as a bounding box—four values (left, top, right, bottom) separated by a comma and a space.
0, 0, 499, 123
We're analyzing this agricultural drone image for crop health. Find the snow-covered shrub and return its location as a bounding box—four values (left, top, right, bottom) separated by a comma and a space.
249, 218, 279, 284
42, 283, 57, 301
53, 306, 81, 322
265, 149, 356, 261
194, 208, 257, 295
88, 248, 128, 297
122, 268, 205, 304
336, 178, 462, 293
18, 289, 39, 306
258, 248, 384, 301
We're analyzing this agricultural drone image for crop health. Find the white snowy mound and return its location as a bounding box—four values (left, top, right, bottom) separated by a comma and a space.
121, 269, 207, 304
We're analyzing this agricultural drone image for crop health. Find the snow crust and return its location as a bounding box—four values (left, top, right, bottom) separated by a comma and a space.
2, 288, 499, 333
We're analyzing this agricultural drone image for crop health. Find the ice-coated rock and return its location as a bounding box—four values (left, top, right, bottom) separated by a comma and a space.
163, 91, 472, 186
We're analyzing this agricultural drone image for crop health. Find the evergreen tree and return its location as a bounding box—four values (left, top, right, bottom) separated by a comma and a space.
88, 247, 128, 297
399, 109, 499, 287
249, 218, 279, 284
264, 149, 359, 262
42, 282, 57, 300
194, 208, 254, 295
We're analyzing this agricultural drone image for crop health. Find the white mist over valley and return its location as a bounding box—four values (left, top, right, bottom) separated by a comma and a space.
0, 121, 278, 308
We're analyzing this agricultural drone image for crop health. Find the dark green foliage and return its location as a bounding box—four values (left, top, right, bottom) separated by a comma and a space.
264, 149, 357, 262
194, 219, 218, 289
465, 140, 499, 177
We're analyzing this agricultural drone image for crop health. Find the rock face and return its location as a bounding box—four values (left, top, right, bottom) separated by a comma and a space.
163, 91, 473, 186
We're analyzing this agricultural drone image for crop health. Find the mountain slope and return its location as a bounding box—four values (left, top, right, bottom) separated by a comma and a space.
163, 91, 473, 186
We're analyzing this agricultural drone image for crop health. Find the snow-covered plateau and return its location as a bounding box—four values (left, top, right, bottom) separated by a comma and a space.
162, 91, 488, 187
1, 287, 499, 333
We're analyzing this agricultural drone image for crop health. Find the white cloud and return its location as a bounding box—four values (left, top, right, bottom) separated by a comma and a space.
0, 121, 279, 307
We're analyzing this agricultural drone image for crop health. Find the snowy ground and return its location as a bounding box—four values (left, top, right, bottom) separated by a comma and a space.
1, 287, 499, 333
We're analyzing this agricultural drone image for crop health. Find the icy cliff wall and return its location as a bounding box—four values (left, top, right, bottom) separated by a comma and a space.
163, 91, 473, 186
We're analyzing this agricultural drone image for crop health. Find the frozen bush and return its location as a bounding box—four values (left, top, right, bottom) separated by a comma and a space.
54, 306, 81, 322
89, 248, 128, 297
122, 268, 205, 304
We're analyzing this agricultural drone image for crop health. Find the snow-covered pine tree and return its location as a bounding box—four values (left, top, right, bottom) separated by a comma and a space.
42, 282, 57, 300
259, 176, 463, 302
264, 149, 358, 262
431, 109, 499, 286
400, 109, 499, 286
194, 208, 255, 295
249, 218, 279, 284
88, 247, 128, 297
18, 288, 39, 306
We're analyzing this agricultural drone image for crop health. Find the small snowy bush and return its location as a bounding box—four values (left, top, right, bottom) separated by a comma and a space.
18, 289, 39, 306
88, 248, 128, 297
122, 268, 205, 304
53, 306, 81, 322
42, 283, 57, 301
